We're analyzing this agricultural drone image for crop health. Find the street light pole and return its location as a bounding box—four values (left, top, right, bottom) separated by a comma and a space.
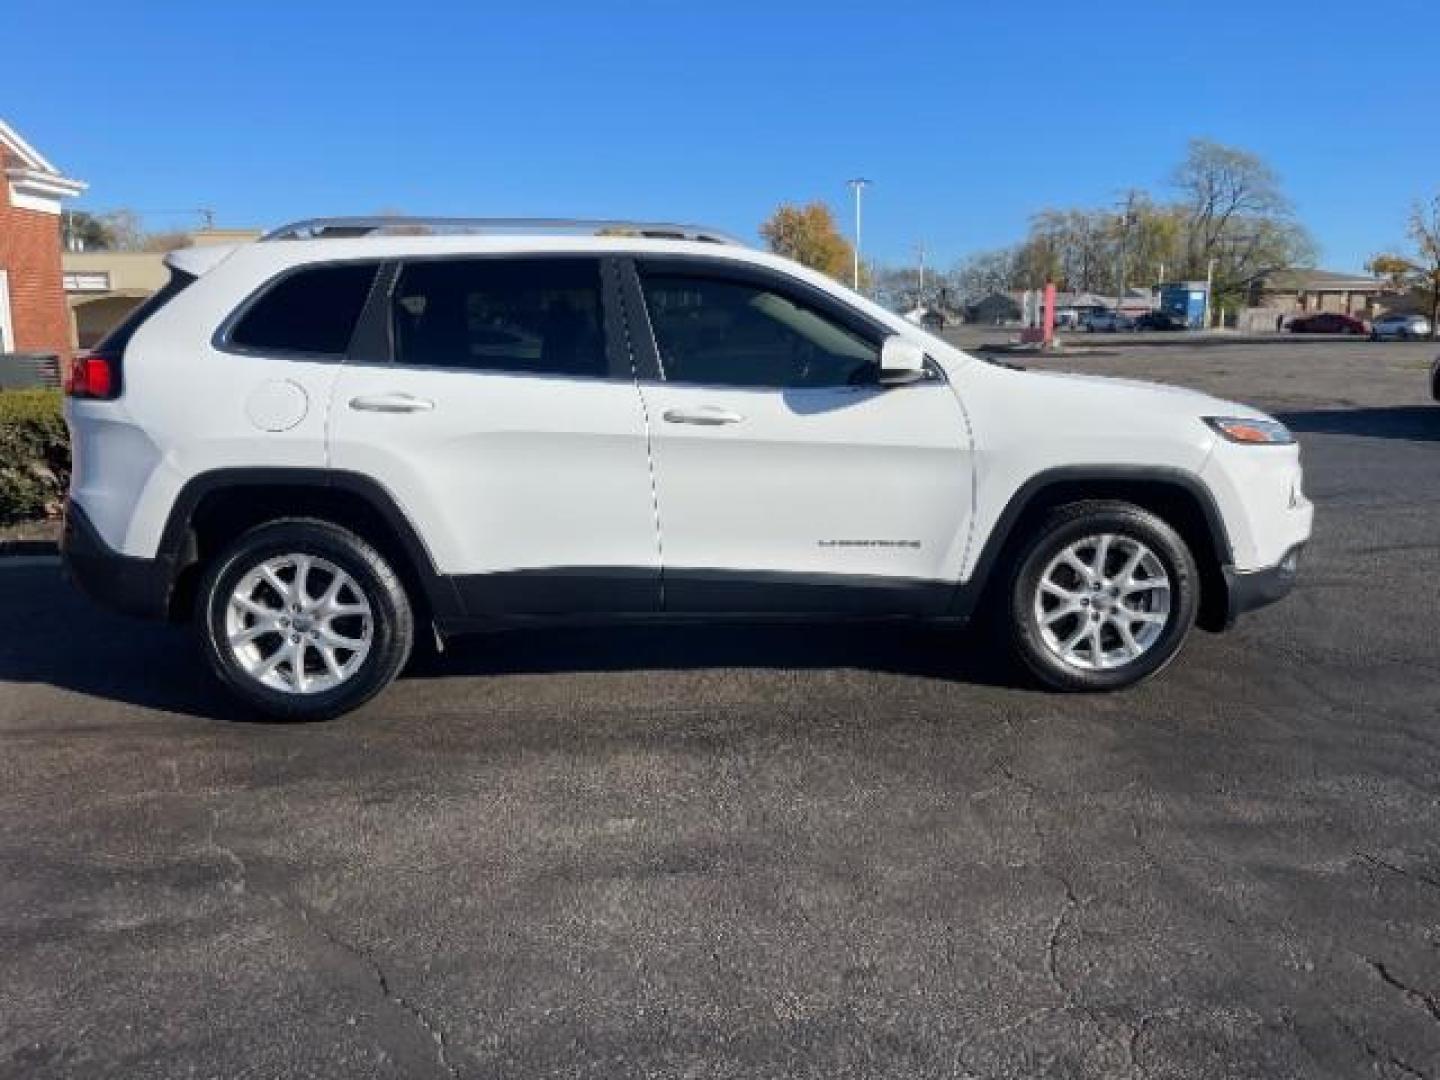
847, 178, 870, 291
1115, 190, 1137, 318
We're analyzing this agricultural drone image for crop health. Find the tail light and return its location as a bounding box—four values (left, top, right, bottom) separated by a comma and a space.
64, 352, 116, 399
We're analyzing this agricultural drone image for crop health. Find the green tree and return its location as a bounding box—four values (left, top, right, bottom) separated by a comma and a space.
760, 202, 856, 283
62, 209, 145, 251
61, 208, 195, 252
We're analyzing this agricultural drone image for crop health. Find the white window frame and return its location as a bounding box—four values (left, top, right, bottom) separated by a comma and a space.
0, 270, 14, 352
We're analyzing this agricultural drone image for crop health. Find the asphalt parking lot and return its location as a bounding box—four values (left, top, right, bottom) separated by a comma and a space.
3, 336, 1438, 1079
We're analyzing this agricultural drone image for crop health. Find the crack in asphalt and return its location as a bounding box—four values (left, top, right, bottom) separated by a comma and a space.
1044, 878, 1078, 998
201, 805, 462, 1080
1040, 871, 1149, 1079
294, 905, 463, 1080
1359, 852, 1440, 892
1370, 959, 1440, 1027
981, 750, 1154, 1077
1344, 1020, 1430, 1080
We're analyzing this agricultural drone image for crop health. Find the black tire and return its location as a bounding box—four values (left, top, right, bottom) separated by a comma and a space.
1007, 501, 1200, 691
196, 519, 415, 720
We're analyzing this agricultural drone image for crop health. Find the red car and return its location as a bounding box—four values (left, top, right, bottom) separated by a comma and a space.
1289, 312, 1367, 335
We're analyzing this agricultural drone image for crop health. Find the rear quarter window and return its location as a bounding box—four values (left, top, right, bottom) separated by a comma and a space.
94, 268, 196, 359
227, 262, 379, 355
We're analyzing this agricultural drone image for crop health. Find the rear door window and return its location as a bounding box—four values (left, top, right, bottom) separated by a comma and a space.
228, 262, 379, 355
390, 257, 611, 378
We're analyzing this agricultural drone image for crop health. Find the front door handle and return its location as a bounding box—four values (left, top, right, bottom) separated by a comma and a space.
349, 393, 435, 414
662, 407, 744, 426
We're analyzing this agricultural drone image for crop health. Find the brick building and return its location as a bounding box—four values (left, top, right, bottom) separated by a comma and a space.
1247, 268, 1387, 318
0, 120, 86, 360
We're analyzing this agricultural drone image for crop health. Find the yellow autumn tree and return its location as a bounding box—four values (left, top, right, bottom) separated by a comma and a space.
760, 202, 856, 283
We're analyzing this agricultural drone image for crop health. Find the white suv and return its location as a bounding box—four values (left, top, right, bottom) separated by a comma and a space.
62, 217, 1312, 720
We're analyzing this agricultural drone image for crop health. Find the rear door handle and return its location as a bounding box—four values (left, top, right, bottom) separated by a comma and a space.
349, 393, 435, 414
662, 407, 744, 426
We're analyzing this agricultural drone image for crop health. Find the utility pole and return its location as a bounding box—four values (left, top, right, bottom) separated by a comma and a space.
847, 178, 870, 292
1115, 190, 1138, 317
915, 240, 926, 306
1204, 256, 1217, 329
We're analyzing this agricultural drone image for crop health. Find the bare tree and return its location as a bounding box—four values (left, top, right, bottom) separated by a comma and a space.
62, 209, 148, 251
1370, 194, 1440, 336
949, 249, 1019, 302
929, 140, 1312, 319
1171, 139, 1315, 300
1409, 194, 1440, 334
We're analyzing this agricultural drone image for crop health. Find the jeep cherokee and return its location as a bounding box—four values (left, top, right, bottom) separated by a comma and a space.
61, 217, 1312, 720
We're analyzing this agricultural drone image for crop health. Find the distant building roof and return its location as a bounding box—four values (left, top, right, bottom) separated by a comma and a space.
1053, 291, 1117, 309
1257, 268, 1384, 292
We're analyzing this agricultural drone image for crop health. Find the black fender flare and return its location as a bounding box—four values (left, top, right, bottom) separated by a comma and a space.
947, 465, 1233, 619
158, 467, 464, 620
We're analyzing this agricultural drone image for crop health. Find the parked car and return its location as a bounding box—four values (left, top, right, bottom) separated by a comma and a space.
1288, 312, 1367, 335
61, 216, 1313, 719
1370, 313, 1433, 341
1132, 311, 1189, 332
1084, 310, 1136, 332
1432, 354, 1440, 402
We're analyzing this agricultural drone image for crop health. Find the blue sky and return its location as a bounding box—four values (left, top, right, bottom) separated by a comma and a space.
11, 0, 1436, 272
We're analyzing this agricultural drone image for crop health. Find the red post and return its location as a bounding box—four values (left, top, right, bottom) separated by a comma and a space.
1042, 282, 1057, 347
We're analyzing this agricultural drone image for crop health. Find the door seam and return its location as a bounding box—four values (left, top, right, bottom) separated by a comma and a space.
614, 261, 666, 609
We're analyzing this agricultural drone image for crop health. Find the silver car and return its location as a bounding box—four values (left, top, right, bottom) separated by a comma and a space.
1371, 313, 1433, 340
1084, 310, 1136, 332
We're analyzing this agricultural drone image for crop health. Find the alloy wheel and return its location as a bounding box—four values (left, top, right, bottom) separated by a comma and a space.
225, 553, 373, 693
1033, 533, 1172, 671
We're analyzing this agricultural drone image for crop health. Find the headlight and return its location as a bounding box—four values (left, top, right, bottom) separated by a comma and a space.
1203, 416, 1295, 445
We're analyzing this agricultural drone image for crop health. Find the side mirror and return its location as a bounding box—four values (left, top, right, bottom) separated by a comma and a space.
879, 335, 928, 386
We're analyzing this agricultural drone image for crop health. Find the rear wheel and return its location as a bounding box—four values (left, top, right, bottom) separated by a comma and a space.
197, 519, 414, 720
1008, 501, 1199, 691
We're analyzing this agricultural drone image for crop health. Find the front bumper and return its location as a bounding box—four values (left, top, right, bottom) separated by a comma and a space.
61, 500, 177, 621
1221, 543, 1304, 627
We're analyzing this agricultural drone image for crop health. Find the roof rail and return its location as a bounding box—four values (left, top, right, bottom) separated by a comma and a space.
261, 216, 744, 245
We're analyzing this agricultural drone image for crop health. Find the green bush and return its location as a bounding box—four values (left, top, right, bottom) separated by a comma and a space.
0, 389, 69, 525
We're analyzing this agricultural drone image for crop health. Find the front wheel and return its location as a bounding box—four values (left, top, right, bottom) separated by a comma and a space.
197, 519, 415, 720
1007, 501, 1200, 691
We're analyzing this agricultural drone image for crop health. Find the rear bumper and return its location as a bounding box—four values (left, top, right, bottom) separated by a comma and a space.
1221, 543, 1304, 627
61, 500, 176, 621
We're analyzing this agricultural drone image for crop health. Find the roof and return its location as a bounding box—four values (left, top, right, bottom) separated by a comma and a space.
0, 119, 86, 211
1257, 268, 1384, 292
1054, 291, 1116, 308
